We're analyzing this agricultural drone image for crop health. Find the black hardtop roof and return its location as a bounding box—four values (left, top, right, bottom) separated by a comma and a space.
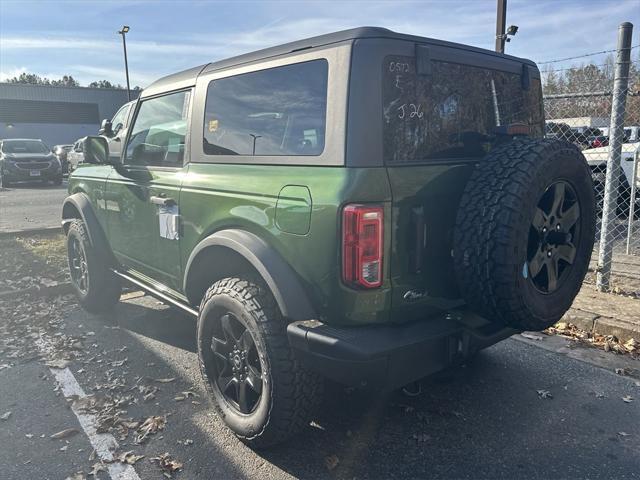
143, 26, 537, 96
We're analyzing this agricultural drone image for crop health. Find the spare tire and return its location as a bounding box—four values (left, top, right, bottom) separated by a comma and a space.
453, 138, 596, 331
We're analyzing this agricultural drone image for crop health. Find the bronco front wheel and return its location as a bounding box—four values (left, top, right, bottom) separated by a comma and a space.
197, 276, 322, 448
66, 219, 121, 313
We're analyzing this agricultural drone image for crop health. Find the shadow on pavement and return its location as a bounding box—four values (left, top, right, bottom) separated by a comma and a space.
113, 299, 197, 353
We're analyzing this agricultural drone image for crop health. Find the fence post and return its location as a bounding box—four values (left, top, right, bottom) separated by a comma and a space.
627, 148, 639, 255
596, 22, 634, 290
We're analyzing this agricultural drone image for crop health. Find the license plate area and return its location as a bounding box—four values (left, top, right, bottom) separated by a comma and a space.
30, 170, 41, 177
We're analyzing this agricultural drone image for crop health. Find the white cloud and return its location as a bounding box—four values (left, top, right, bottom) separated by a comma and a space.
0, 66, 28, 81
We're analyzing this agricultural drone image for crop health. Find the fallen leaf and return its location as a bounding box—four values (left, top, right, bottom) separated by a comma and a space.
60, 445, 68, 452
88, 462, 106, 476
1, 411, 11, 420
152, 453, 183, 476
154, 377, 176, 383
537, 389, 553, 399
118, 451, 145, 465
135, 415, 166, 443
622, 395, 634, 403
324, 454, 339, 471
40, 278, 59, 287
623, 338, 638, 352
51, 428, 80, 440
177, 438, 193, 446
143, 392, 156, 402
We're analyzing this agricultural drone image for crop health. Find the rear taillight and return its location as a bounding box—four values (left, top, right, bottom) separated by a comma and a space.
342, 204, 383, 289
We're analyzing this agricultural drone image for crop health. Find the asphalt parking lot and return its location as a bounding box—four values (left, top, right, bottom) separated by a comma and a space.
0, 180, 68, 233
1, 290, 639, 480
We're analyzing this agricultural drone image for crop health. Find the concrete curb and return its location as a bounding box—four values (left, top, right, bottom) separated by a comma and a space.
562, 307, 640, 343
0, 282, 73, 300
0, 226, 62, 238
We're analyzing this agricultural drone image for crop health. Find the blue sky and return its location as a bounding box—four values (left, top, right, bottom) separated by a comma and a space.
0, 0, 638, 88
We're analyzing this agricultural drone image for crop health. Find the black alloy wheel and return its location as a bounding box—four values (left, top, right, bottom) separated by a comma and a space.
69, 235, 89, 295
65, 219, 121, 313
197, 276, 323, 447
527, 181, 581, 294
209, 311, 263, 414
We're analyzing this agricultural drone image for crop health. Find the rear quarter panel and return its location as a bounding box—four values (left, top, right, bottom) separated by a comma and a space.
179, 164, 393, 325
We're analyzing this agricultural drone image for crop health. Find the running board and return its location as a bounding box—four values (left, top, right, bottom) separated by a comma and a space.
112, 269, 199, 317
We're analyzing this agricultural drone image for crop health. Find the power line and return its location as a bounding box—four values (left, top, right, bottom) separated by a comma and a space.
542, 63, 609, 74
538, 44, 640, 65
541, 60, 639, 74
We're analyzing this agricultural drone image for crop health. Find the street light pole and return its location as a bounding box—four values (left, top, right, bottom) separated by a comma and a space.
249, 134, 262, 155
118, 25, 131, 101
495, 0, 507, 53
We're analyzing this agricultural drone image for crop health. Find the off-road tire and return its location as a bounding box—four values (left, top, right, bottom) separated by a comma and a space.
197, 276, 322, 448
66, 219, 121, 313
454, 138, 596, 331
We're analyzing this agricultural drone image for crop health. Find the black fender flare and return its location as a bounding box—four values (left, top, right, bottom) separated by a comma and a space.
184, 229, 317, 321
61, 192, 115, 265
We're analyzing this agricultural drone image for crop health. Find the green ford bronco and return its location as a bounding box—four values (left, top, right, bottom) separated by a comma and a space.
63, 27, 596, 447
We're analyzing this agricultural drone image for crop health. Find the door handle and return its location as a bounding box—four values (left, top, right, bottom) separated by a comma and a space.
150, 195, 176, 207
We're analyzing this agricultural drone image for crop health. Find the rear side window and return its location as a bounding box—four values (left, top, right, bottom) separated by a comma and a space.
383, 56, 544, 163
203, 59, 328, 156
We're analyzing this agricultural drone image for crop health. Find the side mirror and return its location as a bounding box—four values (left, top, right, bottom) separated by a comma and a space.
99, 119, 113, 137
82, 136, 110, 165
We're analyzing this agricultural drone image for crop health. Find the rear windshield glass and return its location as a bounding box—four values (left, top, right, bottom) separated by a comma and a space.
382, 56, 543, 163
2, 140, 49, 154
203, 59, 328, 157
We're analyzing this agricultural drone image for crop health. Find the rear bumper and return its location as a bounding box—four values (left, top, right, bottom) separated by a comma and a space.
287, 315, 518, 390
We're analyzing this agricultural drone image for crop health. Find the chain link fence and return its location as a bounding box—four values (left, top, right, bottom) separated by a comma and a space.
543, 84, 640, 293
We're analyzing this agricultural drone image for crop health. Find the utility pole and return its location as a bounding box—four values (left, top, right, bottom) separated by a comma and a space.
118, 25, 131, 101
495, 0, 507, 53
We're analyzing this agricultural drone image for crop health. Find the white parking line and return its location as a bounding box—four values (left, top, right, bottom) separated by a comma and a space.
37, 339, 142, 480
